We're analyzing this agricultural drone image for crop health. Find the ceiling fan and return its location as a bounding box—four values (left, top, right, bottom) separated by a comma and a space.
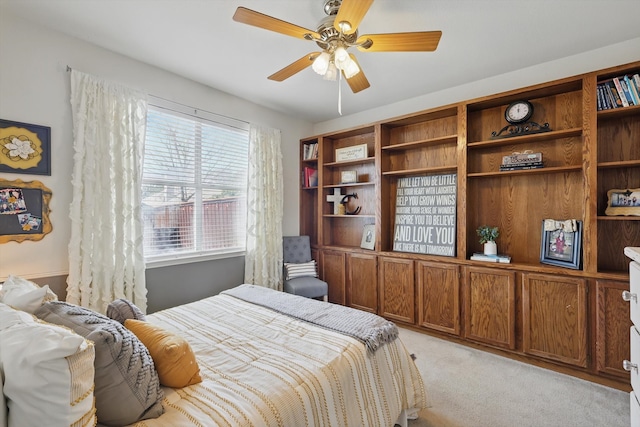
232, 0, 442, 93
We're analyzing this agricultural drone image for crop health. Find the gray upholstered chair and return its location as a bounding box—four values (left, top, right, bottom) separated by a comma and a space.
282, 236, 328, 301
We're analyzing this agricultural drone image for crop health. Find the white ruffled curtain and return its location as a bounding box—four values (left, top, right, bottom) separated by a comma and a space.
67, 70, 148, 313
244, 124, 283, 290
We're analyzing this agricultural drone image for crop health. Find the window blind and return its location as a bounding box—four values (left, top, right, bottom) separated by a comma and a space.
142, 103, 249, 261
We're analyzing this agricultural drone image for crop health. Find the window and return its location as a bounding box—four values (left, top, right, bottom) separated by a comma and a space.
142, 100, 249, 264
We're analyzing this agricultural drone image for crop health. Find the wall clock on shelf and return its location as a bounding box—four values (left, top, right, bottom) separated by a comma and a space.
491, 100, 551, 139
505, 100, 533, 124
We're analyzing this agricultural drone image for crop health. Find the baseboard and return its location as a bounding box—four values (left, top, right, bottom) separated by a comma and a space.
400, 323, 631, 392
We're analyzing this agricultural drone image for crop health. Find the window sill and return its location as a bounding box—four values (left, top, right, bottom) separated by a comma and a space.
145, 250, 245, 269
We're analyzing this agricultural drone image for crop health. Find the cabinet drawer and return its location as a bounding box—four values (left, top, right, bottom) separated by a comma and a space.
630, 261, 640, 327
632, 391, 640, 427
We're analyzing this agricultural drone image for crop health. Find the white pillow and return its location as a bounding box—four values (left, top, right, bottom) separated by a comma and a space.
0, 275, 57, 313
0, 303, 96, 427
285, 260, 318, 280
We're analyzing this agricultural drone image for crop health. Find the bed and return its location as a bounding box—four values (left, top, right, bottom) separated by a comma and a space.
0, 279, 426, 427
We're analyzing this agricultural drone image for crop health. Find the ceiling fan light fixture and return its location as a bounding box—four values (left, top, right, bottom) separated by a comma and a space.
323, 62, 338, 81
312, 51, 331, 75
233, 0, 441, 95
333, 46, 349, 69
343, 58, 360, 78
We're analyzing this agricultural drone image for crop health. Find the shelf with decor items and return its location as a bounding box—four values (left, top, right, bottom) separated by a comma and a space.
595, 64, 640, 276
319, 126, 378, 250
298, 60, 640, 392
299, 137, 319, 247
466, 128, 584, 178
465, 75, 586, 271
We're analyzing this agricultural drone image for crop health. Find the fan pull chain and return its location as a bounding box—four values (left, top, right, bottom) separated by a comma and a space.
338, 70, 343, 115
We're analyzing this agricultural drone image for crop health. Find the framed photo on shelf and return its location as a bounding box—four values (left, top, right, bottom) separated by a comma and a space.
540, 220, 582, 270
605, 188, 640, 216
340, 170, 357, 184
0, 119, 51, 176
360, 224, 375, 250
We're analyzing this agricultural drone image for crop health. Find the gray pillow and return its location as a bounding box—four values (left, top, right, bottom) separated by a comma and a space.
106, 298, 146, 324
34, 301, 164, 426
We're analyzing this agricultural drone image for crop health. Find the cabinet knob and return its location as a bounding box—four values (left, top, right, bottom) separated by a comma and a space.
622, 291, 637, 302
623, 360, 638, 372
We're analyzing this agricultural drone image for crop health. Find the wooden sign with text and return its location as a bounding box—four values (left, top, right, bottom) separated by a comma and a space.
393, 174, 457, 256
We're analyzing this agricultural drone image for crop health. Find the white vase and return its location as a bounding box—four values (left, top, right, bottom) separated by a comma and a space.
484, 241, 497, 255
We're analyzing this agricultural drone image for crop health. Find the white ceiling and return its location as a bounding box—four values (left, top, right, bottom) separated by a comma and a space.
2, 0, 640, 123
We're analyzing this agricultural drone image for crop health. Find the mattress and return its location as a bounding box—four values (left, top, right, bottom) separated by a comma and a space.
126, 291, 427, 426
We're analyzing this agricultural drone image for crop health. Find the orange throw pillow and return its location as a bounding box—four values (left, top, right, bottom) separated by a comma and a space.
124, 319, 202, 388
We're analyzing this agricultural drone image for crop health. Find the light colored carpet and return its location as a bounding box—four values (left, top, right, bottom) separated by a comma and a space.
399, 327, 629, 427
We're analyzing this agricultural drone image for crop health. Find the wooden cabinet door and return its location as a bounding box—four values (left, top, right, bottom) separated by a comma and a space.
416, 261, 460, 335
379, 257, 415, 324
320, 250, 346, 305
522, 274, 588, 367
596, 279, 631, 378
464, 267, 516, 349
347, 253, 378, 314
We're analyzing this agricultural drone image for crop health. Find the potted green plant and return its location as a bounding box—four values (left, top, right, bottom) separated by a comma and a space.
477, 225, 499, 255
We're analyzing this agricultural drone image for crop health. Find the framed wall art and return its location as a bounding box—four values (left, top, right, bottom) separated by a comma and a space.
605, 188, 640, 216
335, 144, 367, 163
0, 119, 51, 176
540, 219, 582, 270
0, 178, 52, 243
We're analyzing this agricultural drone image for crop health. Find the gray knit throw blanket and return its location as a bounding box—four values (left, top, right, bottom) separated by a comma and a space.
222, 284, 398, 353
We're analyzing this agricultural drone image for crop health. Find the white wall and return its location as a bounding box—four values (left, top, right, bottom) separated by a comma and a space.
312, 37, 640, 134
0, 12, 312, 280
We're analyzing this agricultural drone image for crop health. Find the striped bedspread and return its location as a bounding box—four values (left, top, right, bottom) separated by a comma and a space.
128, 290, 427, 427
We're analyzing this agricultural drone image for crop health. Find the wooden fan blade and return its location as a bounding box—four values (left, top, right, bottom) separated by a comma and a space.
233, 7, 320, 40
344, 54, 370, 93
356, 31, 442, 52
268, 53, 321, 81
334, 0, 373, 34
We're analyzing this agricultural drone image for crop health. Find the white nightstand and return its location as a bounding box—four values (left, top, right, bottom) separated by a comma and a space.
624, 247, 640, 427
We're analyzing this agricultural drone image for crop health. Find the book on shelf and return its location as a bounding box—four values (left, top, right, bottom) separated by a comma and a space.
597, 84, 610, 110
308, 169, 318, 187
596, 80, 619, 110
619, 77, 637, 106
625, 75, 640, 105
605, 80, 623, 108
302, 167, 317, 187
303, 142, 318, 160
499, 161, 543, 171
502, 152, 542, 165
596, 74, 640, 110
599, 84, 610, 110
612, 77, 630, 107
470, 253, 511, 263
